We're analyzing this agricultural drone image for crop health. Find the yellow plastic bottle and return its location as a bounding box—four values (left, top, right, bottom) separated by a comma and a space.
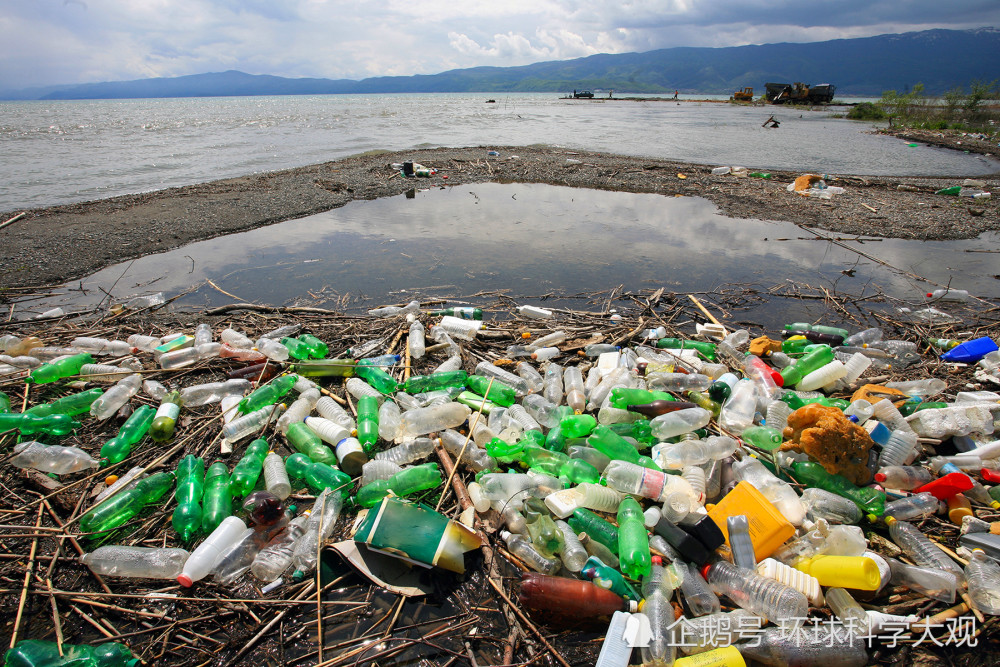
794, 554, 882, 590
708, 481, 795, 559
673, 645, 746, 667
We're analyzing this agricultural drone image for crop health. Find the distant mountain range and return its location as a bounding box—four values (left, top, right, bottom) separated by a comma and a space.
3, 27, 998, 100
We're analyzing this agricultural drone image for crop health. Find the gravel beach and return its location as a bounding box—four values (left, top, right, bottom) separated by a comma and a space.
1, 138, 997, 293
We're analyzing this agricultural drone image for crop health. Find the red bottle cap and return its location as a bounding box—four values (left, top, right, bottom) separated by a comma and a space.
981, 468, 1000, 485
914, 472, 974, 500
700, 564, 712, 580
874, 472, 887, 483
768, 367, 784, 387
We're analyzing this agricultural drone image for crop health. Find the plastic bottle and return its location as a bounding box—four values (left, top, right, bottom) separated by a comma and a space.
81, 545, 189, 579
799, 487, 863, 524
100, 405, 155, 465
27, 351, 94, 384
879, 429, 919, 468
786, 460, 885, 517
737, 626, 867, 667
964, 549, 1000, 615
399, 402, 472, 438
177, 515, 246, 587
874, 465, 932, 490
755, 558, 823, 606
179, 378, 251, 408
79, 472, 175, 535
518, 572, 635, 617
373, 438, 433, 466
438, 429, 496, 472
678, 561, 722, 616
172, 455, 205, 541
718, 379, 756, 434
883, 492, 941, 521
887, 518, 964, 581
148, 390, 182, 442
887, 557, 957, 602
706, 560, 808, 626
639, 556, 675, 667
223, 403, 285, 443
617, 496, 651, 579
251, 512, 310, 582
604, 460, 699, 504
87, 373, 141, 421
283, 421, 335, 465
652, 436, 738, 470
732, 457, 805, 525
263, 452, 292, 500
71, 336, 132, 356
926, 288, 969, 301
4, 640, 136, 667
9, 441, 99, 474
727, 515, 756, 569
0, 412, 79, 437
238, 375, 297, 415
229, 438, 269, 498
201, 462, 232, 534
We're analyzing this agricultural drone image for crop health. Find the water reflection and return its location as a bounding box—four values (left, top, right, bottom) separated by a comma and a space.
22, 183, 1000, 327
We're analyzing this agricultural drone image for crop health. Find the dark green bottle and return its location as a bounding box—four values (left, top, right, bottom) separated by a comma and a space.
430, 307, 483, 319
79, 472, 175, 535
201, 462, 232, 534
100, 404, 156, 465
172, 455, 205, 541
229, 438, 269, 497
568, 508, 619, 554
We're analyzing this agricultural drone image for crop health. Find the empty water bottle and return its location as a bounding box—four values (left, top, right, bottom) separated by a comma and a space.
10, 441, 99, 474
81, 545, 189, 579
90, 373, 142, 420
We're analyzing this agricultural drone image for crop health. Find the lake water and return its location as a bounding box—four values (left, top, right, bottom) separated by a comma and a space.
20, 183, 999, 328
2, 93, 999, 212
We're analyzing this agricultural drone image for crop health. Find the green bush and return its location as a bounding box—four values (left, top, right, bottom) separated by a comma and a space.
847, 102, 887, 120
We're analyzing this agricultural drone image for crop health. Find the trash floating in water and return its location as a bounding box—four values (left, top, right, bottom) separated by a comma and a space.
0, 284, 998, 666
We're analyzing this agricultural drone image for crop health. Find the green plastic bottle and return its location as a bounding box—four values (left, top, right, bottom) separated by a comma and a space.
27, 352, 94, 384
298, 333, 329, 359
521, 445, 569, 473
229, 438, 269, 497
355, 479, 393, 508
559, 458, 601, 486
286, 421, 336, 465
0, 412, 80, 436
455, 390, 498, 414
150, 391, 183, 442
781, 337, 813, 356
568, 508, 620, 554
201, 462, 232, 534
79, 471, 175, 535
238, 374, 297, 414
486, 436, 523, 462
356, 395, 380, 451
655, 338, 716, 360
783, 323, 849, 339
26, 387, 104, 417
354, 361, 399, 394
935, 185, 962, 196
749, 172, 772, 179
390, 462, 441, 497
581, 555, 640, 600
742, 425, 784, 451
430, 306, 483, 319
290, 358, 356, 378
686, 391, 721, 417
172, 455, 205, 541
465, 374, 516, 407
0, 391, 9, 413
587, 425, 659, 469
778, 345, 833, 387
280, 337, 312, 360
560, 413, 597, 438
100, 404, 156, 465
524, 498, 564, 556
787, 460, 885, 516
4, 639, 137, 667
609, 388, 674, 409
617, 496, 651, 579
285, 453, 352, 497
403, 370, 468, 393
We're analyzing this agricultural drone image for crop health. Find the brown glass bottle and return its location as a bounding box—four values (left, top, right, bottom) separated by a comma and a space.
518, 572, 634, 616
227, 361, 281, 382
627, 399, 698, 417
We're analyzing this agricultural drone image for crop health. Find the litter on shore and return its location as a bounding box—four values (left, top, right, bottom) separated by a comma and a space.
1, 283, 999, 666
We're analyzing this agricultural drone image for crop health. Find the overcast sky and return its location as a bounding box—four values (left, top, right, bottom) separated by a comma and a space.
2, 0, 998, 90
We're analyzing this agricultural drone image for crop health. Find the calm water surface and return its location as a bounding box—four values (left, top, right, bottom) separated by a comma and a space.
21, 184, 999, 328
2, 93, 998, 211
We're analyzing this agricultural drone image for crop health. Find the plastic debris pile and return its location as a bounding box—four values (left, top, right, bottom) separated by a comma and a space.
1, 294, 999, 667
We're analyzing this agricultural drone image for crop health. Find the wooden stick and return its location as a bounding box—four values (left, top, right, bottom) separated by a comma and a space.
10, 505, 43, 648
0, 212, 26, 232
435, 378, 491, 512
687, 294, 722, 326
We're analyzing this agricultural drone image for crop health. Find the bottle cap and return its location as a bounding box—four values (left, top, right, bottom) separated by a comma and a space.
177, 574, 194, 588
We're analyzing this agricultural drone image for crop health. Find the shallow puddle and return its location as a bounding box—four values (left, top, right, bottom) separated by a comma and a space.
19, 183, 1000, 327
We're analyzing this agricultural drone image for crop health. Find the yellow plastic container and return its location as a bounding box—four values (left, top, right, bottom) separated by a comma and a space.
673, 645, 746, 667
708, 481, 795, 559
794, 554, 882, 590
947, 494, 973, 525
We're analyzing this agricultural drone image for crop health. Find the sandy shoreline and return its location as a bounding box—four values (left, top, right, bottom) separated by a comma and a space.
1, 143, 997, 293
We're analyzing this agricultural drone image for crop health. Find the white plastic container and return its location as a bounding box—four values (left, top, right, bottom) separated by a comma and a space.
178, 516, 247, 587
516, 305, 553, 319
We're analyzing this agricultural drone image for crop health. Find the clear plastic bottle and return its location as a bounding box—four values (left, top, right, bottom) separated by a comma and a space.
475, 361, 532, 395
159, 342, 222, 369
218, 329, 254, 350
276, 389, 320, 434
800, 487, 863, 524
840, 352, 872, 386
888, 519, 964, 581
314, 396, 355, 430
254, 337, 289, 362
286, 491, 340, 581
732, 456, 806, 525
9, 441, 99, 474
719, 378, 756, 434
678, 561, 721, 616
964, 549, 1000, 615
521, 393, 559, 428
438, 429, 496, 472
407, 320, 426, 359
81, 545, 189, 579
738, 626, 867, 667
515, 362, 545, 394
843, 327, 882, 347
79, 363, 129, 382
554, 520, 588, 571
887, 557, 957, 602
871, 399, 914, 433
434, 354, 463, 373
180, 378, 251, 407
178, 515, 247, 587
89, 373, 142, 420
542, 362, 564, 404
705, 560, 808, 626
682, 466, 707, 505
563, 366, 587, 413
641, 556, 676, 667
501, 530, 560, 574
879, 430, 919, 467
649, 408, 711, 440
251, 512, 311, 582
603, 459, 699, 504
375, 437, 434, 465
764, 400, 792, 433
222, 403, 285, 443
874, 465, 932, 490
72, 336, 133, 356
378, 400, 402, 441
262, 452, 292, 500
727, 515, 756, 570
652, 436, 738, 470
399, 402, 471, 438
360, 459, 402, 486
826, 587, 870, 634
883, 492, 941, 521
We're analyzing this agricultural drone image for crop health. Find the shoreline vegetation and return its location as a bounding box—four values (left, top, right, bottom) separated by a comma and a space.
1, 140, 997, 296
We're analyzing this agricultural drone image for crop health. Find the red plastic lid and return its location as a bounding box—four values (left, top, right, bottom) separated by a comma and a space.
874, 472, 886, 483
768, 367, 784, 387
914, 472, 974, 500
651, 555, 662, 566
700, 564, 712, 580
177, 574, 193, 588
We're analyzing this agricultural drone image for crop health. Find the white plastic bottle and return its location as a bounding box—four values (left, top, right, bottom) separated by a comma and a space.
178, 516, 247, 587
516, 305, 553, 319
81, 546, 189, 579
262, 452, 292, 500
89, 373, 142, 420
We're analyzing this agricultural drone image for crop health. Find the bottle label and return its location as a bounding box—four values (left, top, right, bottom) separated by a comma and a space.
336, 437, 364, 463
638, 469, 666, 499
155, 403, 181, 421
